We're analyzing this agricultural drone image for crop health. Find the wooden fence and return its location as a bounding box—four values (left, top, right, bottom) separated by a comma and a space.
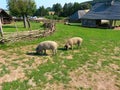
0, 22, 55, 44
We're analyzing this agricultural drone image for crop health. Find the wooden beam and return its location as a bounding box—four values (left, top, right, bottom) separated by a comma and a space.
109, 20, 113, 28
114, 20, 116, 27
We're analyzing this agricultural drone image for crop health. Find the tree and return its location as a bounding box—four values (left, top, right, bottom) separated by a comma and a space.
67, 3, 74, 16
46, 7, 53, 11
51, 2, 91, 17
62, 3, 69, 17
61, 3, 74, 17
7, 0, 36, 28
34, 6, 48, 16
52, 3, 62, 16
73, 2, 80, 12
79, 3, 91, 10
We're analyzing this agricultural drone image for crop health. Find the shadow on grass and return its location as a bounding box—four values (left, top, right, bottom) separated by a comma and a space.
27, 48, 68, 56
67, 23, 81, 27
58, 47, 67, 51
3, 26, 15, 28
58, 47, 81, 51
26, 52, 48, 56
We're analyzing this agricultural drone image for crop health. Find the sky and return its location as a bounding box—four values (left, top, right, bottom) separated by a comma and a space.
0, 0, 91, 9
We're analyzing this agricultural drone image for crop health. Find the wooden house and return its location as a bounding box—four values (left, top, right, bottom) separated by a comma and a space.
0, 8, 12, 24
81, 0, 120, 28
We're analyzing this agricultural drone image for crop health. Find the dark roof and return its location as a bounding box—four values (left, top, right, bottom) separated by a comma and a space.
0, 8, 11, 18
81, 1, 120, 20
69, 10, 88, 20
0, 8, 3, 13
0, 8, 12, 24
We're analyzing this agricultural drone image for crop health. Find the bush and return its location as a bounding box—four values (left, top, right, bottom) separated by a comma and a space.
45, 15, 63, 20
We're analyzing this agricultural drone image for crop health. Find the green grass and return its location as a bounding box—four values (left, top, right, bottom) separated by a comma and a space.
1, 22, 120, 90
1, 23, 120, 49
2, 80, 30, 90
2, 21, 43, 32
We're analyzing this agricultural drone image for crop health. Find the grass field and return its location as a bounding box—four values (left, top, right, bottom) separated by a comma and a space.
2, 21, 43, 32
0, 22, 120, 90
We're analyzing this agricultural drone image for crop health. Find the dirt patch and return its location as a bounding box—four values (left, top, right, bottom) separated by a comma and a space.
28, 82, 65, 90
43, 83, 65, 90
114, 26, 120, 30
0, 57, 6, 65
61, 55, 73, 60
28, 78, 36, 87
0, 67, 25, 84
60, 52, 73, 60
69, 68, 119, 90
0, 50, 7, 64
0, 50, 6, 54
66, 55, 73, 60
73, 50, 79, 53
109, 64, 119, 71
0, 45, 50, 88
31, 58, 48, 69
44, 72, 53, 81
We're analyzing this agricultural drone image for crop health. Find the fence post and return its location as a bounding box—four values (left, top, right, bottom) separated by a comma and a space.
0, 17, 3, 38
14, 21, 19, 36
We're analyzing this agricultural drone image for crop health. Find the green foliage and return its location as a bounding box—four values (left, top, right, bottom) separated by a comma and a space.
45, 15, 63, 20
7, 0, 36, 16
62, 3, 74, 17
33, 2, 91, 17
52, 3, 62, 16
7, 0, 37, 28
61, 2, 91, 17
34, 6, 49, 16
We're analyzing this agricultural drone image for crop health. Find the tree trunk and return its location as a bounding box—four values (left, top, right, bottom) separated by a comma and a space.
23, 15, 28, 28
27, 17, 31, 28
23, 15, 31, 28
0, 18, 3, 38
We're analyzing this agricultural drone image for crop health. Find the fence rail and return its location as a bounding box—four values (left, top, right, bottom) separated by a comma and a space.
0, 22, 56, 44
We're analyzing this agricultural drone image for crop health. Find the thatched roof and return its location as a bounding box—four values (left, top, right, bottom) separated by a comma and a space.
81, 1, 120, 20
